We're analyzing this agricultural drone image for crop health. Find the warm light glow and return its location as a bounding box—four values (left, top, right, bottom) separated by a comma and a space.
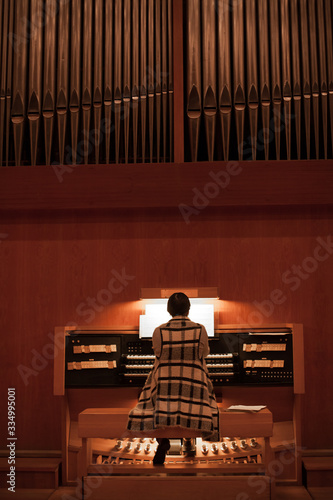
139, 299, 216, 338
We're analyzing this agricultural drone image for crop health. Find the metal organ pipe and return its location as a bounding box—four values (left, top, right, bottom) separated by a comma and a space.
202, 0, 217, 162
57, 0, 70, 166
316, 0, 328, 160
290, 0, 302, 160
258, 0, 271, 161
325, 0, 333, 157
132, 0, 139, 164
232, 0, 245, 160
11, 0, 29, 167
217, 0, 232, 161
94, 0, 103, 165
82, 0, 92, 165
43, 0, 57, 166
245, 0, 259, 161
0, 0, 8, 166
104, 0, 113, 165
70, 0, 82, 165
280, 0, 292, 161
186, 0, 202, 162
308, 0, 320, 160
300, 0, 312, 160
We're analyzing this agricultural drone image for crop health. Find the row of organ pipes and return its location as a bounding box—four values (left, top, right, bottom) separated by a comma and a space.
1, 0, 333, 166
187, 0, 333, 161
0, 0, 173, 166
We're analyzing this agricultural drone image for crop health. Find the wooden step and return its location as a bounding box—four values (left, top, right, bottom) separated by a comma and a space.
303, 457, 333, 487
307, 487, 333, 500
0, 489, 55, 500
275, 486, 312, 500
0, 458, 61, 489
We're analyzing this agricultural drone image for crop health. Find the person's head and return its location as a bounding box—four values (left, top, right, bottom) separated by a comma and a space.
167, 292, 191, 317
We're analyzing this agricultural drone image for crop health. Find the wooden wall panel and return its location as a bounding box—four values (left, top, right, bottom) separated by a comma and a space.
1, 161, 333, 211
1, 208, 333, 451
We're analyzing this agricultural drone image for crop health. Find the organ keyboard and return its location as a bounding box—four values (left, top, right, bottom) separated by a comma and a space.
64, 328, 293, 387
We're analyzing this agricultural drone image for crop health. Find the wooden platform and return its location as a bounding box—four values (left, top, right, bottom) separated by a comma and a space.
275, 486, 312, 500
0, 489, 55, 500
0, 484, 320, 500
307, 487, 333, 500
303, 457, 333, 487
0, 458, 61, 489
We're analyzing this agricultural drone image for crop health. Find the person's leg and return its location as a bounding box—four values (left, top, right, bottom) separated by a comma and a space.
153, 438, 170, 465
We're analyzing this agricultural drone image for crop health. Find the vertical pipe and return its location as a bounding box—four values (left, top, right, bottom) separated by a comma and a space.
300, 0, 311, 159
168, 0, 174, 161
104, 0, 113, 164
202, 0, 217, 162
258, 0, 270, 160
5, 0, 13, 165
324, 0, 333, 156
245, 0, 259, 160
132, 0, 139, 163
0, 0, 8, 166
11, 0, 29, 166
218, 0, 232, 161
290, 0, 302, 159
70, 0, 82, 165
155, 0, 162, 162
186, 0, 201, 162
161, 0, 168, 162
28, 0, 43, 166
269, 0, 282, 160
148, 0, 154, 162
82, 0, 92, 164
317, 0, 328, 159
140, 0, 147, 163
43, 0, 57, 166
57, 0, 70, 165
280, 0, 292, 160
232, 0, 245, 160
308, 0, 320, 159
114, 0, 122, 164
94, 0, 103, 164
123, 0, 131, 164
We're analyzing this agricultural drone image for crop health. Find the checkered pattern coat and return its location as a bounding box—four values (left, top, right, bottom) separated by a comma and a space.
127, 317, 219, 441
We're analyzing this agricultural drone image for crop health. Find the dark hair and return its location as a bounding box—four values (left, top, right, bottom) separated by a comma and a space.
167, 293, 191, 317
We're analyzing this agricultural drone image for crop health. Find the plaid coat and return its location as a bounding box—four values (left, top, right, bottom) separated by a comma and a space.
127, 317, 219, 441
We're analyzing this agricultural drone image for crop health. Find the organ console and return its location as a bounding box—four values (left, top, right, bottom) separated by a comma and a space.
54, 323, 304, 500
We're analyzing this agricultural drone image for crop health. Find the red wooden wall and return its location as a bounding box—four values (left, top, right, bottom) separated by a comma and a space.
1, 181, 333, 451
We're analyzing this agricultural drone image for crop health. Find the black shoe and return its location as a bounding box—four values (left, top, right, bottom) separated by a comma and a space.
153, 439, 170, 465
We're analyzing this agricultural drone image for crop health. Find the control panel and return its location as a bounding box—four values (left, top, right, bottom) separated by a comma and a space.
65, 329, 293, 388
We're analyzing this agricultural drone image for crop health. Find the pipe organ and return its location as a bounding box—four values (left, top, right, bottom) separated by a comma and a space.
54, 323, 305, 499
185, 0, 333, 161
1, 0, 333, 167
0, 0, 174, 166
